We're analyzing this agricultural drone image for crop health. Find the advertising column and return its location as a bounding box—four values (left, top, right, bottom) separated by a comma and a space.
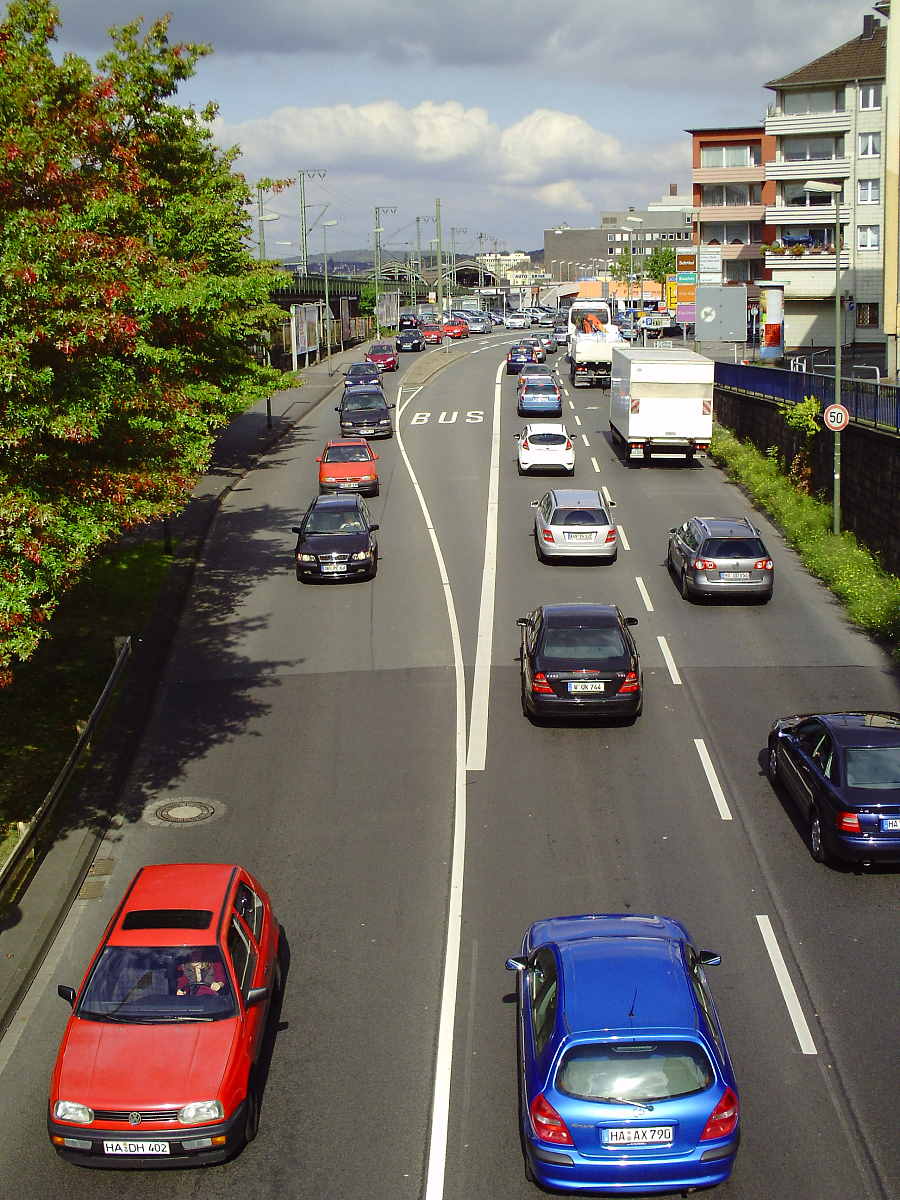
758, 283, 785, 362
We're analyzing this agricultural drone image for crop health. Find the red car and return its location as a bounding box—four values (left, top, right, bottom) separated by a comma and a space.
365, 341, 399, 371
442, 318, 469, 339
317, 438, 379, 496
48, 863, 281, 1168
420, 323, 444, 344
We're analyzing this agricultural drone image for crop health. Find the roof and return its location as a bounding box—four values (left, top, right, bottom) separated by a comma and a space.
685, 125, 765, 135
561, 937, 698, 1036
325, 438, 369, 446
819, 711, 900, 746
312, 493, 364, 509
111, 864, 237, 945
543, 602, 618, 626
766, 24, 886, 88
695, 516, 757, 537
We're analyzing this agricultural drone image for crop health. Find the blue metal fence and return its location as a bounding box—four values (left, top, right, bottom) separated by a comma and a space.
714, 362, 900, 434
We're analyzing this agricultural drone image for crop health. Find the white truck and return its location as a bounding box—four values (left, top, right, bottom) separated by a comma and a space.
609, 346, 714, 466
565, 300, 622, 387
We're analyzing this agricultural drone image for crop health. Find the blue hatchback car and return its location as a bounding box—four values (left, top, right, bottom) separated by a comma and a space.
506, 913, 739, 1194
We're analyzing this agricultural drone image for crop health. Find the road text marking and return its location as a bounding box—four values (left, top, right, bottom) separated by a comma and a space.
693, 738, 732, 820
756, 916, 817, 1055
656, 636, 682, 685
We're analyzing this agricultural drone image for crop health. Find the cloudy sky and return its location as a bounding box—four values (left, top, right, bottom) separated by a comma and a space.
51, 0, 875, 256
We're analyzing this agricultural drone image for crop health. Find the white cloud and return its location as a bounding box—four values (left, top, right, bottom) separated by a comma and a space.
532, 181, 592, 213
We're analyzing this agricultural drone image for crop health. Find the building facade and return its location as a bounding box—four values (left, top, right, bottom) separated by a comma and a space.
763, 14, 888, 349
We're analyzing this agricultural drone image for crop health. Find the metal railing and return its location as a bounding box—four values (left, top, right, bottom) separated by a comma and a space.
0, 637, 133, 900
714, 362, 900, 434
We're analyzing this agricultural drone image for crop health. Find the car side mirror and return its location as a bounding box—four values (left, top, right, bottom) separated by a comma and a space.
315, 457, 322, 463
625, 616, 639, 626
505, 956, 527, 972
245, 986, 269, 1008
529, 499, 539, 508
513, 433, 521, 440
58, 985, 76, 1007
608, 500, 617, 508
669, 527, 677, 534
291, 526, 302, 534
516, 618, 528, 628
698, 950, 721, 967
334, 406, 340, 412
369, 523, 380, 531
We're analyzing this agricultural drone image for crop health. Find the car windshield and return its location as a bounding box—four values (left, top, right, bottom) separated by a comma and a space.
343, 394, 386, 412
845, 746, 900, 789
540, 626, 627, 661
551, 508, 608, 526
346, 365, 378, 378
529, 433, 567, 446
77, 946, 235, 1023
556, 1041, 713, 1103
324, 446, 371, 464
305, 510, 366, 534
371, 344, 393, 354
701, 537, 766, 558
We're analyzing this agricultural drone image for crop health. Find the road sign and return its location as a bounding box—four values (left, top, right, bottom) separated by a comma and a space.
695, 284, 747, 340
823, 403, 850, 431
676, 271, 697, 284
676, 252, 697, 272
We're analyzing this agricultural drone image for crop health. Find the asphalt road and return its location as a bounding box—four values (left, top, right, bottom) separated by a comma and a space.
0, 328, 897, 1200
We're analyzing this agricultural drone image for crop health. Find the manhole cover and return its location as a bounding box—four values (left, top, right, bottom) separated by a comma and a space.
154, 800, 216, 824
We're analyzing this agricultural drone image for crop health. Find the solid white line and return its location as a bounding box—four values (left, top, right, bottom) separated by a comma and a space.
693, 738, 733, 820
656, 635, 682, 685
467, 361, 504, 771
568, 399, 575, 411
573, 413, 582, 426
590, 456, 601, 473
635, 576, 654, 612
395, 398, 469, 1200
756, 915, 817, 1054
397, 386, 423, 418
581, 433, 590, 447
616, 525, 631, 551
601, 485, 613, 505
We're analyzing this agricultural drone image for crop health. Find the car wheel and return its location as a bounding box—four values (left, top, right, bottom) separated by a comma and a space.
524, 1154, 535, 1183
759, 590, 773, 604
680, 570, 692, 601
607, 550, 618, 563
535, 535, 546, 563
242, 1082, 260, 1146
368, 555, 378, 580
809, 808, 835, 866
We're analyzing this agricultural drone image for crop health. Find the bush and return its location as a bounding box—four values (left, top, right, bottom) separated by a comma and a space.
710, 426, 900, 652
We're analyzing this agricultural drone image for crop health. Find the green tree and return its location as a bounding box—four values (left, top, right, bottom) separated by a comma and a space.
644, 246, 676, 285
0, 1, 290, 680
608, 248, 638, 284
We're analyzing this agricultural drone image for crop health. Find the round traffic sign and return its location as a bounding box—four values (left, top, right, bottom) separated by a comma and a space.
823, 403, 850, 431
700, 306, 716, 322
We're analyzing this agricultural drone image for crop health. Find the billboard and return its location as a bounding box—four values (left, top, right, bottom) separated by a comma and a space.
376, 290, 400, 328
293, 303, 319, 355
340, 297, 351, 344
759, 284, 785, 361
695, 285, 747, 341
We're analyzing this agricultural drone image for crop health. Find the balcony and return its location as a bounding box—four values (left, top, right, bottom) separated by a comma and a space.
692, 166, 765, 184
766, 157, 850, 180
696, 205, 765, 223
765, 204, 850, 225
764, 249, 850, 270
765, 109, 851, 136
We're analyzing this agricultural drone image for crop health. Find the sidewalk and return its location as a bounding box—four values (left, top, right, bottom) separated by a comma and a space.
0, 341, 369, 1036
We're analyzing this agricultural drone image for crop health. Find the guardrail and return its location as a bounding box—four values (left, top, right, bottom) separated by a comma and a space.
0, 636, 133, 901
715, 362, 900, 434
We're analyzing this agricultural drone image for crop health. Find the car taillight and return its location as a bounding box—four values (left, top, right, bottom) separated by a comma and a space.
530, 1093, 574, 1145
605, 529, 617, 543
565, 439, 572, 450
617, 671, 640, 694
693, 558, 717, 570
521, 438, 529, 449
541, 529, 554, 542
754, 558, 774, 570
837, 811, 861, 833
700, 1088, 739, 1141
531, 673, 555, 695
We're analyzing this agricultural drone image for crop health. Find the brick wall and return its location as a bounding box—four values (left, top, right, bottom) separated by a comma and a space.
715, 387, 900, 574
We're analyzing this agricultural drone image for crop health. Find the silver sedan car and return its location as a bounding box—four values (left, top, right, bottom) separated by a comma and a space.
531, 488, 618, 563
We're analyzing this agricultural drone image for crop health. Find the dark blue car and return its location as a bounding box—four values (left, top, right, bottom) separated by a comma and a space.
507, 344, 537, 374
506, 913, 739, 1194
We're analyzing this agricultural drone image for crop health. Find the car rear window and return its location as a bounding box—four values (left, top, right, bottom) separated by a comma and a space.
556, 1041, 713, 1103
121, 909, 213, 931
701, 537, 766, 558
525, 382, 559, 394
845, 746, 900, 788
371, 344, 393, 354
540, 627, 627, 661
529, 433, 567, 446
550, 508, 608, 526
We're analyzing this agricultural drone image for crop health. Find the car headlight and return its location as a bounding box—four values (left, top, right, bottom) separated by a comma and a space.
178, 1100, 224, 1125
360, 474, 376, 481
378, 419, 391, 425
351, 550, 371, 561
297, 553, 316, 562
54, 1100, 94, 1124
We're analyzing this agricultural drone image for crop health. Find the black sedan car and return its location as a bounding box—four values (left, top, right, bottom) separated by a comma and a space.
517, 604, 642, 722
767, 711, 900, 866
344, 362, 382, 385
293, 494, 379, 582
336, 385, 394, 438
396, 328, 425, 352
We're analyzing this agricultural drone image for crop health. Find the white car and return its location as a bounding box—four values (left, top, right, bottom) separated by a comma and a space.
514, 423, 575, 475
505, 312, 529, 329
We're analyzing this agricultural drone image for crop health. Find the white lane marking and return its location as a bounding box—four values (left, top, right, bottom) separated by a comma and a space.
395, 391, 469, 1200
573, 414, 582, 427
635, 576, 654, 612
562, 386, 570, 397
398, 386, 423, 417
756, 915, 817, 1054
590, 456, 601, 473
601, 485, 613, 505
568, 400, 575, 411
656, 635, 682, 685
693, 738, 732, 820
616, 525, 631, 551
581, 433, 590, 447
467, 361, 504, 772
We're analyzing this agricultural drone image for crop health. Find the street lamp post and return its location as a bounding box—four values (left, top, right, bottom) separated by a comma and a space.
255, 184, 280, 261
321, 219, 338, 372
623, 215, 644, 338
804, 179, 844, 533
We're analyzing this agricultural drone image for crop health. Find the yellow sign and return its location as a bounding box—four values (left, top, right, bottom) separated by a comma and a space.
665, 275, 678, 312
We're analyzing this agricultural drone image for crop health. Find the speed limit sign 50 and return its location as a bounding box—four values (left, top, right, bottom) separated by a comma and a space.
823, 403, 850, 431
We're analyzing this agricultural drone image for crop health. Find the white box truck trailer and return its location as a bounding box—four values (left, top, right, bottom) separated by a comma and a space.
609, 346, 714, 466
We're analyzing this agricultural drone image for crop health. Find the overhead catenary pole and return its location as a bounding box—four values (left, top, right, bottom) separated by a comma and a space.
435, 198, 444, 315
477, 232, 486, 292
297, 169, 327, 276
373, 204, 397, 335
449, 226, 467, 303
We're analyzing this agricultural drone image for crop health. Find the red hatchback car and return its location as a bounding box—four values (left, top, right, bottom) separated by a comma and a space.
48, 863, 281, 1168
442, 318, 469, 339
365, 341, 399, 371
420, 323, 444, 344
317, 438, 379, 496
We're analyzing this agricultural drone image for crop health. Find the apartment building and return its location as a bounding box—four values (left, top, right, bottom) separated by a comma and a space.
475, 250, 531, 277
688, 126, 776, 289
763, 13, 888, 348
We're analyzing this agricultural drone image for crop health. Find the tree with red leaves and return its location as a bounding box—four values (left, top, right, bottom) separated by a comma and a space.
0, 1, 290, 679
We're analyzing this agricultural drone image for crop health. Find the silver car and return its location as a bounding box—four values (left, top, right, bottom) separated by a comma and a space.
532, 488, 618, 563
667, 515, 774, 602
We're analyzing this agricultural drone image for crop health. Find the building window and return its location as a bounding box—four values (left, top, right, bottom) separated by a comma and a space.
856, 303, 879, 327
699, 144, 761, 168
857, 178, 880, 204
782, 135, 843, 162
782, 88, 844, 115
858, 132, 881, 158
783, 181, 840, 207
859, 83, 882, 110
702, 222, 753, 245
857, 225, 880, 250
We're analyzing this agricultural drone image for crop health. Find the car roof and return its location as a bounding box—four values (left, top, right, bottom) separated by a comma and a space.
325, 438, 370, 448
692, 516, 757, 537
541, 603, 619, 627
342, 384, 385, 396
547, 489, 604, 508
108, 864, 238, 947
310, 493, 363, 510
524, 422, 567, 433
817, 711, 900, 747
